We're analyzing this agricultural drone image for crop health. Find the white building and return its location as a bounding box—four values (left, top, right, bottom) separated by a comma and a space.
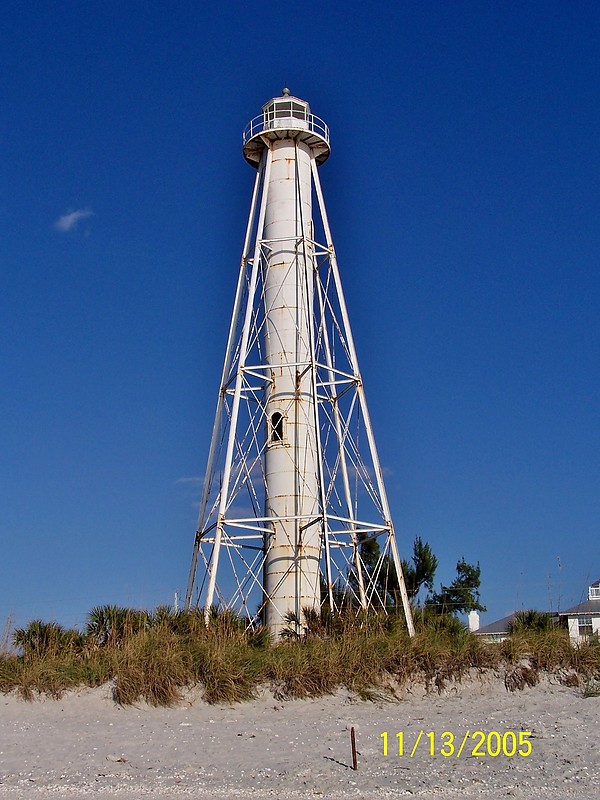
559, 580, 600, 644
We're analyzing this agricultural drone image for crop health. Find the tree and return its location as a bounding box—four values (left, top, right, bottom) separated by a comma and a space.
401, 536, 438, 601
86, 605, 149, 648
354, 534, 439, 609
13, 620, 84, 660
508, 610, 554, 633
428, 557, 486, 616
353, 537, 483, 618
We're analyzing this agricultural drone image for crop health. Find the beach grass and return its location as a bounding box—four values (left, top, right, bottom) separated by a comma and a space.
1, 607, 598, 706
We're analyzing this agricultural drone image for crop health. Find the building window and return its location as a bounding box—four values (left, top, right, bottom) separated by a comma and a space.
291, 102, 307, 120
264, 100, 307, 124
270, 412, 285, 444
578, 617, 593, 638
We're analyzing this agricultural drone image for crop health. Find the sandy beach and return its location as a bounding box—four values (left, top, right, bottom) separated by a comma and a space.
0, 676, 598, 799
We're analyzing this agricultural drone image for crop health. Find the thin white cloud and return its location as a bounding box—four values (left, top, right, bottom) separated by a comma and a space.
54, 208, 94, 232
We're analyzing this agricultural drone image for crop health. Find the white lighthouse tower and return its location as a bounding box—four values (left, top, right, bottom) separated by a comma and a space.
185, 90, 415, 638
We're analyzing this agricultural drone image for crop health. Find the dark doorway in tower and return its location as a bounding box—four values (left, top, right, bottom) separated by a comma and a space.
270, 412, 284, 444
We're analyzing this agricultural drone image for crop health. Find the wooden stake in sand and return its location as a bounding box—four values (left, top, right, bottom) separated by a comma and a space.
351, 726, 357, 770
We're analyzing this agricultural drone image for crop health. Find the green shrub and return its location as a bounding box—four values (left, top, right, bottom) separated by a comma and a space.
3, 605, 598, 706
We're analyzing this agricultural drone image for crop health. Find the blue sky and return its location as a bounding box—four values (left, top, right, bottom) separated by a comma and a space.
2, 1, 599, 630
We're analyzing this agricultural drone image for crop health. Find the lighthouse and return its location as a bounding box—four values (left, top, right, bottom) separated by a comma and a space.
185, 90, 415, 638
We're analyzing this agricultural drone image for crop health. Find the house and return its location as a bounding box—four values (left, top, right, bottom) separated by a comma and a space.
559, 580, 600, 644
469, 611, 517, 643
470, 609, 558, 642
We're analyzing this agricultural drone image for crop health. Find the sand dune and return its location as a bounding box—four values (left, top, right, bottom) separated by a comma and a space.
0, 677, 598, 799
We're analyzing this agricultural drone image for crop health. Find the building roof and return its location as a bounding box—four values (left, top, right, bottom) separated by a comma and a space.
475, 612, 517, 635
559, 599, 600, 616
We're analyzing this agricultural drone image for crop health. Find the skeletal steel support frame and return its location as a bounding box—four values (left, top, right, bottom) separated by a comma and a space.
185, 94, 415, 638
